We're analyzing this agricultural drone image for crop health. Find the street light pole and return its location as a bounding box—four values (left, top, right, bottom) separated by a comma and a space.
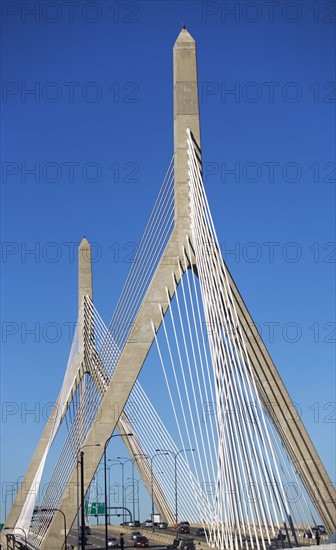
78, 444, 101, 550
80, 451, 85, 550
135, 479, 141, 522
94, 468, 105, 526
133, 454, 151, 522
127, 476, 140, 523
121, 462, 125, 525
150, 452, 168, 526
96, 473, 99, 525
116, 457, 129, 525
108, 459, 124, 518
54, 508, 67, 550
107, 464, 112, 526
104, 433, 133, 550
117, 457, 136, 524
156, 448, 195, 524
132, 453, 156, 524
151, 458, 154, 524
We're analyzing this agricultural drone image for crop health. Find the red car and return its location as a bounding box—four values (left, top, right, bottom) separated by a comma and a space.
134, 536, 149, 548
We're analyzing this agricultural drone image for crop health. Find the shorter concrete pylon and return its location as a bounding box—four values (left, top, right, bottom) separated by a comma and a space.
78, 236, 92, 310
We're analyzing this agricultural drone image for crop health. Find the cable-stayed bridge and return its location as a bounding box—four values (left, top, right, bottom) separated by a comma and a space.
2, 28, 335, 550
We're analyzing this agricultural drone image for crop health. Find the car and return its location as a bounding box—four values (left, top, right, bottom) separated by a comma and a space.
108, 537, 119, 548
178, 525, 190, 534
158, 522, 168, 529
195, 528, 206, 536
128, 522, 135, 527
313, 525, 326, 534
134, 536, 149, 548
132, 531, 142, 540
144, 520, 153, 528
175, 521, 190, 529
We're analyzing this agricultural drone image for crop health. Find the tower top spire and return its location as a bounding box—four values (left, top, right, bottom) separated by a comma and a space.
173, 26, 201, 227
78, 236, 92, 309
174, 26, 196, 48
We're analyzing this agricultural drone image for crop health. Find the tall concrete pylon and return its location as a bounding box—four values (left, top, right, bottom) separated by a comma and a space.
3, 28, 335, 550
40, 27, 203, 549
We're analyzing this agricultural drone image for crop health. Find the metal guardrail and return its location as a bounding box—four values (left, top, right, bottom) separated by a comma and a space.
3, 533, 41, 550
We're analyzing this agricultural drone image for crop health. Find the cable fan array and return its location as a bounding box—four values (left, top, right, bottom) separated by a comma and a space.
112, 130, 320, 550
14, 141, 320, 550
158, 129, 316, 549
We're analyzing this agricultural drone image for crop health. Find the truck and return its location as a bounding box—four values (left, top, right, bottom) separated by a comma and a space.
151, 513, 161, 524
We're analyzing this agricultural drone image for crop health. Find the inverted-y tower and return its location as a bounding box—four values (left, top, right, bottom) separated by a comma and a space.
3, 28, 335, 550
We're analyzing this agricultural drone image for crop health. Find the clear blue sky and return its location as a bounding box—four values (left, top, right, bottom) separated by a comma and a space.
1, 0, 335, 524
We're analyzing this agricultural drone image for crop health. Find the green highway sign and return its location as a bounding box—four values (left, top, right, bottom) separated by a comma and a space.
85, 502, 105, 515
